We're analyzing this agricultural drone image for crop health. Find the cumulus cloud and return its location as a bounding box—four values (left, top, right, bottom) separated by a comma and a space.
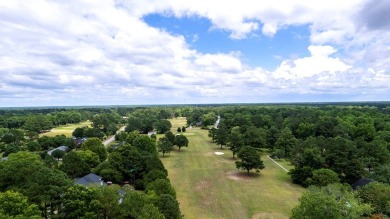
0, 0, 389, 106
274, 45, 351, 79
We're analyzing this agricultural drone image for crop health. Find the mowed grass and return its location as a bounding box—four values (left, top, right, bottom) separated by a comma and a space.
39, 121, 92, 137
162, 117, 304, 219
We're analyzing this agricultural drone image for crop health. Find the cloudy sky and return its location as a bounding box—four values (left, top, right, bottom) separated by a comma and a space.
1, 0, 389, 107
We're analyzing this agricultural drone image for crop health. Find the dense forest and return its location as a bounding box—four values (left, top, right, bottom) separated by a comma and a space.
0, 106, 182, 219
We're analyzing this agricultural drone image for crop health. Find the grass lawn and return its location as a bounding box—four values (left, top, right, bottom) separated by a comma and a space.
161, 117, 304, 219
39, 121, 92, 138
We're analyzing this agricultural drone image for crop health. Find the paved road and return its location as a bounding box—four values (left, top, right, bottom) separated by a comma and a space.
214, 115, 221, 129
103, 126, 126, 146
267, 155, 289, 172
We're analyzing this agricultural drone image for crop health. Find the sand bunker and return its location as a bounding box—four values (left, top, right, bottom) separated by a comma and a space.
214, 152, 224, 155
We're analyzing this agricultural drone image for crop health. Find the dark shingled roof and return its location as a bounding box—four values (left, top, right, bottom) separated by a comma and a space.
351, 178, 375, 190
75, 173, 104, 186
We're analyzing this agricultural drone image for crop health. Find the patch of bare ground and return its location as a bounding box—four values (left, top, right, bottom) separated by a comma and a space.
252, 213, 289, 219
194, 180, 212, 191
226, 171, 260, 181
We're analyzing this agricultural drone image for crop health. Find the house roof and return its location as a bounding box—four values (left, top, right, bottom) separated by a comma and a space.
74, 137, 87, 145
75, 173, 105, 186
47, 145, 70, 155
351, 178, 375, 190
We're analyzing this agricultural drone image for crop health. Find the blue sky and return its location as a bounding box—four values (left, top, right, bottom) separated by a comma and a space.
0, 0, 389, 107
144, 14, 311, 70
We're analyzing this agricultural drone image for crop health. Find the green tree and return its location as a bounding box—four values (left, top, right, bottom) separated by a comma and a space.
311, 168, 340, 187
356, 182, 390, 216
235, 146, 265, 175
51, 149, 65, 161
371, 164, 390, 184
215, 124, 228, 149
120, 191, 150, 219
165, 131, 175, 144
244, 126, 267, 149
26, 141, 41, 151
81, 137, 107, 162
72, 127, 84, 138
182, 126, 186, 132
144, 170, 168, 186
93, 161, 123, 183
61, 151, 90, 178
289, 166, 314, 187
0, 190, 40, 219
0, 152, 44, 190
62, 185, 100, 218
140, 203, 165, 219
146, 178, 176, 197
227, 126, 244, 158
108, 144, 144, 180
275, 127, 296, 158
156, 194, 182, 219
155, 120, 172, 134
77, 150, 101, 168
158, 137, 173, 157
291, 184, 372, 219
94, 185, 121, 219
132, 135, 157, 155
174, 134, 189, 151
177, 127, 181, 132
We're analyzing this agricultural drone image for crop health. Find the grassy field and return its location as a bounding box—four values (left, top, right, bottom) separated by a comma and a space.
162, 117, 304, 219
39, 121, 91, 137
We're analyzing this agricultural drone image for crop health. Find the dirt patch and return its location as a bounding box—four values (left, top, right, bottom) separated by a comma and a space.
226, 171, 260, 181
252, 212, 288, 219
194, 180, 212, 191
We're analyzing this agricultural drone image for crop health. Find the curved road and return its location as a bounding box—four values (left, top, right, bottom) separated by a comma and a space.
103, 126, 126, 146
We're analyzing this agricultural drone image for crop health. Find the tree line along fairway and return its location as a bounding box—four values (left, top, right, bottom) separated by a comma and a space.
162, 117, 304, 219
39, 121, 92, 138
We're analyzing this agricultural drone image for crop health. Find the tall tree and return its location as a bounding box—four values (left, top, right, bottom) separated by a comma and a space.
0, 190, 41, 219
81, 137, 107, 162
275, 127, 296, 158
174, 134, 189, 151
235, 146, 265, 175
291, 184, 372, 219
158, 137, 173, 157
165, 131, 175, 144
227, 126, 244, 158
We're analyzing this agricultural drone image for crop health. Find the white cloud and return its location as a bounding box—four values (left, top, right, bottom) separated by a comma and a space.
0, 0, 389, 106
274, 45, 351, 79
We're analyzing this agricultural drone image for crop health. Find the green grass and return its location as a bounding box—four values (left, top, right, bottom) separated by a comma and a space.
161, 118, 304, 219
39, 121, 92, 137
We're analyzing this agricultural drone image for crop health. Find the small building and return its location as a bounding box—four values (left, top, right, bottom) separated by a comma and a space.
0, 157, 8, 162
75, 173, 105, 186
351, 178, 375, 190
195, 121, 203, 127
148, 131, 157, 137
47, 146, 70, 156
74, 137, 87, 147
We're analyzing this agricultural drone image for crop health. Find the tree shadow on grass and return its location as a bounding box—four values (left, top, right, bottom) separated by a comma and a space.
226, 170, 261, 181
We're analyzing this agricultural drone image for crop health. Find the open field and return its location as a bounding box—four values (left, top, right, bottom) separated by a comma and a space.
39, 121, 91, 137
162, 117, 304, 219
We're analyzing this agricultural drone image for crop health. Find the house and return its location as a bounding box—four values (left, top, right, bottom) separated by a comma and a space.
74, 137, 87, 147
351, 178, 375, 190
195, 121, 203, 127
75, 173, 105, 186
47, 146, 70, 156
0, 157, 8, 161
148, 131, 157, 136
